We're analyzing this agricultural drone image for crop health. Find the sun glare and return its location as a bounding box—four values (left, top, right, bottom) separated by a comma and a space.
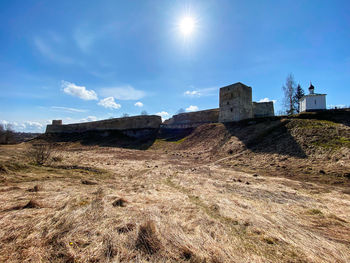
179, 16, 195, 36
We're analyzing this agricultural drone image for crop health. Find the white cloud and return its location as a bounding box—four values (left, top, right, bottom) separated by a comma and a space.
62, 80, 98, 101
184, 90, 201, 97
134, 101, 143, 107
258, 98, 277, 104
156, 111, 169, 120
98, 97, 121, 109
51, 106, 87, 113
100, 85, 145, 100
0, 120, 9, 126
80, 116, 98, 122
184, 86, 219, 97
186, 105, 199, 112
328, 104, 346, 109
24, 121, 43, 131
1, 120, 44, 132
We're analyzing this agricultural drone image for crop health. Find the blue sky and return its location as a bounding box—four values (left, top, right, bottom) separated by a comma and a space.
1, 0, 349, 132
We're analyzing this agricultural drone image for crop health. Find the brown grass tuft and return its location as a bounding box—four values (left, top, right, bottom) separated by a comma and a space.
116, 223, 135, 233
135, 220, 162, 254
81, 179, 98, 185
27, 185, 40, 192
22, 199, 42, 209
112, 198, 127, 207
0, 163, 9, 174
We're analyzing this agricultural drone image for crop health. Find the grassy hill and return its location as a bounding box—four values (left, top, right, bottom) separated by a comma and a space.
0, 109, 349, 262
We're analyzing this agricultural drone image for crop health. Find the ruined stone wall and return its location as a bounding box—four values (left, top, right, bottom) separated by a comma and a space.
253, 102, 274, 118
219, 83, 253, 122
163, 109, 219, 128
45, 115, 162, 133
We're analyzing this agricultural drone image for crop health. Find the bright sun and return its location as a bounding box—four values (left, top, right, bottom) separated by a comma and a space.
179, 16, 195, 36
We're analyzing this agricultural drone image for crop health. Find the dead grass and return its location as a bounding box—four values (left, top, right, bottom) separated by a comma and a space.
0, 143, 349, 262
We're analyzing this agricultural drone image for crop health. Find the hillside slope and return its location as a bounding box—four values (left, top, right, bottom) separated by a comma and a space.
169, 110, 350, 185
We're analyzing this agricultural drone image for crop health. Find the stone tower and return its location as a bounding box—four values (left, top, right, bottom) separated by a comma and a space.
219, 82, 253, 122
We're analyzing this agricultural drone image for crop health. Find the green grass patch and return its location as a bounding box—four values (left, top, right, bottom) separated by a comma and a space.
295, 119, 337, 128
307, 208, 323, 215
311, 136, 350, 149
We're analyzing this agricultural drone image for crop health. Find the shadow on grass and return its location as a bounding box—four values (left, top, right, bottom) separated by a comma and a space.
223, 117, 307, 158
40, 129, 158, 150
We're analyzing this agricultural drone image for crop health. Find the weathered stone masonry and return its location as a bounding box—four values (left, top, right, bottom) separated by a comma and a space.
46, 115, 162, 137
163, 82, 274, 128
45, 82, 274, 134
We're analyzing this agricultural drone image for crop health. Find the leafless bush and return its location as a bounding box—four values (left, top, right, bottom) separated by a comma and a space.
29, 143, 55, 165
0, 124, 15, 144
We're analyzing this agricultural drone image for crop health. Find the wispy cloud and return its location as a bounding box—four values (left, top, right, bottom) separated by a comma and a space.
186, 105, 199, 112
34, 37, 75, 64
258, 98, 277, 104
134, 101, 143, 107
98, 97, 121, 109
80, 116, 98, 122
73, 22, 120, 53
184, 90, 200, 97
184, 86, 219, 97
100, 85, 145, 100
62, 80, 98, 100
51, 106, 87, 113
74, 28, 95, 53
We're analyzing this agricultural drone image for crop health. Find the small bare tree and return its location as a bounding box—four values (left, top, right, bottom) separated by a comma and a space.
29, 143, 55, 165
282, 74, 297, 115
0, 124, 15, 144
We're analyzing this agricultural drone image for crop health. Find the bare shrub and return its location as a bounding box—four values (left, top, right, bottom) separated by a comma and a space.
28, 143, 55, 165
0, 124, 15, 144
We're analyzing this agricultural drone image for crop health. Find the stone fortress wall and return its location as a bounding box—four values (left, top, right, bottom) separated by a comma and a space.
252, 101, 274, 118
45, 82, 274, 134
162, 109, 219, 128
46, 115, 162, 134
163, 82, 274, 128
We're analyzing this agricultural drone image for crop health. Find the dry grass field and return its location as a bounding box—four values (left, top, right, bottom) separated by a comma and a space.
0, 115, 350, 262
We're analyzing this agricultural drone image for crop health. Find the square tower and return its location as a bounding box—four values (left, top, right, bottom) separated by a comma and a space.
219, 82, 253, 122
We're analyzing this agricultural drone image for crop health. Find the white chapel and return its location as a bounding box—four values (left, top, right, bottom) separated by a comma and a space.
299, 83, 326, 112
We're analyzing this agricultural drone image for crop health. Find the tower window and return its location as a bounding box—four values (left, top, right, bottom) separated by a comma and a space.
315, 100, 316, 105
230, 108, 233, 112
227, 101, 229, 105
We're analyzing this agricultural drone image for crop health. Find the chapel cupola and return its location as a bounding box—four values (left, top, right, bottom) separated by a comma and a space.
309, 83, 315, 94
